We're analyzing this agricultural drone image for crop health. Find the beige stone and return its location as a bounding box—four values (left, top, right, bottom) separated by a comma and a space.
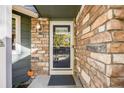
108, 5, 124, 9
94, 76, 104, 88
87, 57, 106, 73
97, 71, 110, 87
106, 65, 112, 77
90, 81, 96, 88
81, 69, 91, 85
113, 54, 124, 64
106, 64, 124, 77
108, 43, 124, 53
112, 31, 124, 41
111, 77, 124, 87
76, 65, 81, 73
82, 13, 90, 25
90, 52, 111, 64
107, 19, 124, 30
98, 24, 106, 32
90, 67, 97, 75
82, 26, 91, 34
90, 32, 112, 43
107, 9, 113, 19
91, 12, 108, 30
114, 9, 124, 19
81, 31, 94, 40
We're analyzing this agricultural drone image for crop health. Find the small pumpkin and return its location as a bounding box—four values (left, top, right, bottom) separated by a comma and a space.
27, 69, 34, 78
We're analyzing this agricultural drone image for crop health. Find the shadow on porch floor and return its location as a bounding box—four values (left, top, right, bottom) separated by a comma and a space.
28, 75, 82, 88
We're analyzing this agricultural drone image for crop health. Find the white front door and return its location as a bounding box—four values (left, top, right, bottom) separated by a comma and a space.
50, 21, 74, 75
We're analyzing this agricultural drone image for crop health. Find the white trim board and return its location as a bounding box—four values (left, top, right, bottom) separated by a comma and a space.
0, 6, 12, 88
50, 21, 74, 75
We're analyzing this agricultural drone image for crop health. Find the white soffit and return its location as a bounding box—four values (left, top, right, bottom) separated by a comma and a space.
12, 5, 38, 18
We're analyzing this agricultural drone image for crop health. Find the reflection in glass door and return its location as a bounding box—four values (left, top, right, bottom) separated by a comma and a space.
53, 25, 70, 68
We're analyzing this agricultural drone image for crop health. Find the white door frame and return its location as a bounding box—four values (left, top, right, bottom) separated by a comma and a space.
50, 21, 74, 75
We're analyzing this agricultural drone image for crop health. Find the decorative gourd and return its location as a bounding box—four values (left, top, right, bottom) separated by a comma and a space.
27, 69, 34, 78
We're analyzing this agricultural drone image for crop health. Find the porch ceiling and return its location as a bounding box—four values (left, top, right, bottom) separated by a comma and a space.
34, 5, 81, 20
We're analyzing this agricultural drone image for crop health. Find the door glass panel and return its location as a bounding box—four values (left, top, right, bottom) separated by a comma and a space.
53, 25, 70, 68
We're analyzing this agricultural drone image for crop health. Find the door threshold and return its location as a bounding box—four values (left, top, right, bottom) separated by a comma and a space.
50, 70, 73, 75
51, 69, 72, 71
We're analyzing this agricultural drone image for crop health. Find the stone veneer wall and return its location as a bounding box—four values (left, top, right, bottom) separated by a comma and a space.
75, 5, 124, 87
31, 18, 49, 76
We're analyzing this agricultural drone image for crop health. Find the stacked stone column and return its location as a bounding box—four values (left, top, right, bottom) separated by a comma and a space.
31, 18, 49, 76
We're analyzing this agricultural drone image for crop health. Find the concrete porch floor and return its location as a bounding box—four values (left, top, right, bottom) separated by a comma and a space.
28, 75, 82, 88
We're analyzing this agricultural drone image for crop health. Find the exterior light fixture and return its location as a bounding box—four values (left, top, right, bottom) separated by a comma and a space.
36, 18, 44, 31
36, 22, 41, 30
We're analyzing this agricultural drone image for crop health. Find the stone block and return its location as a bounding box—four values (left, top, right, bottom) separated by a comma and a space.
106, 65, 112, 77
94, 76, 104, 88
90, 67, 97, 76
88, 70, 95, 80
114, 9, 124, 19
112, 31, 124, 42
108, 5, 124, 9
89, 6, 107, 26
108, 43, 124, 53
86, 43, 107, 53
111, 77, 124, 87
90, 32, 112, 43
112, 65, 124, 77
113, 54, 124, 64
90, 52, 111, 64
107, 19, 124, 30
82, 13, 90, 25
90, 81, 96, 88
91, 12, 108, 30
97, 71, 110, 87
82, 26, 91, 34
81, 69, 91, 85
87, 57, 106, 73
81, 31, 94, 40
106, 65, 124, 77
98, 24, 106, 32
31, 57, 39, 61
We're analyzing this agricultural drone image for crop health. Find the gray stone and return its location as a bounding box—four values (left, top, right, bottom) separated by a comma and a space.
31, 57, 39, 61
86, 43, 107, 53
39, 32, 48, 35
